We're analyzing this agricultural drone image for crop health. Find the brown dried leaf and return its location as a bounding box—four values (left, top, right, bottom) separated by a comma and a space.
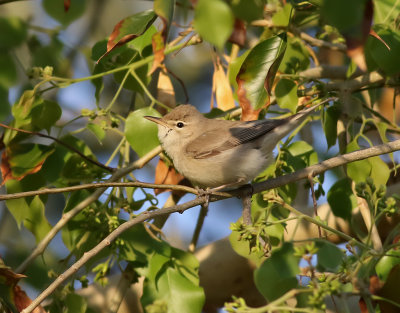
149, 30, 166, 75
228, 19, 246, 47
157, 70, 176, 111
369, 29, 391, 51
14, 285, 47, 313
212, 59, 235, 111
0, 150, 45, 186
154, 159, 186, 195
344, 0, 373, 71
97, 11, 157, 63
64, 0, 71, 12
237, 78, 262, 121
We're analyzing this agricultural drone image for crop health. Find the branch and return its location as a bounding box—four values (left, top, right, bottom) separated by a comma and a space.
15, 146, 162, 273
21, 139, 400, 313
0, 0, 26, 4
0, 123, 114, 173
298, 71, 386, 96
0, 181, 200, 201
298, 31, 347, 52
299, 65, 364, 80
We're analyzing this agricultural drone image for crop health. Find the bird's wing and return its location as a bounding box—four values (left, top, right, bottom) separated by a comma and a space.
185, 119, 286, 159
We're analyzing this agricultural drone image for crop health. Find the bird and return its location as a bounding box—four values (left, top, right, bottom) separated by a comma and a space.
144, 103, 323, 190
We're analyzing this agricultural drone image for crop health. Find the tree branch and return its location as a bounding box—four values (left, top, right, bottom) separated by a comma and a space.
298, 71, 386, 97
20, 139, 400, 313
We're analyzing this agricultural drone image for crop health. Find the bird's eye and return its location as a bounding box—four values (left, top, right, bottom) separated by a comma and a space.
176, 122, 184, 128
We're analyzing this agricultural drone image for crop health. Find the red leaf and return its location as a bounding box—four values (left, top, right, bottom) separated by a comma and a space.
14, 286, 47, 313
149, 30, 166, 75
344, 0, 373, 71
237, 78, 262, 121
228, 19, 246, 47
154, 159, 187, 195
64, 0, 71, 12
369, 29, 391, 51
1, 149, 46, 186
97, 10, 157, 63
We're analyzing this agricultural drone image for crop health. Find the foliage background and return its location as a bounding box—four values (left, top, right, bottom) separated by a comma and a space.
0, 0, 400, 313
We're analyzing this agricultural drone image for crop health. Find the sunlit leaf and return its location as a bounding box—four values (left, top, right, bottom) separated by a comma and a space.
125, 107, 161, 157
194, 0, 234, 50
98, 10, 157, 62
346, 140, 371, 183
275, 78, 298, 113
236, 33, 287, 120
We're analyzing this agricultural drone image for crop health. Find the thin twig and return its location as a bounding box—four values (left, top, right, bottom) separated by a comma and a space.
308, 174, 322, 238
0, 123, 114, 173
20, 139, 400, 313
188, 201, 209, 252
0, 181, 205, 201
299, 31, 347, 52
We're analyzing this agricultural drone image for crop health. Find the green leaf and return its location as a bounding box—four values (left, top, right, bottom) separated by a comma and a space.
0, 86, 10, 121
108, 10, 157, 50
87, 123, 105, 142
5, 177, 51, 242
323, 105, 340, 148
0, 52, 17, 88
42, 0, 87, 25
275, 78, 298, 113
228, 50, 250, 96
119, 224, 170, 264
272, 3, 292, 27
154, 0, 175, 29
6, 143, 54, 178
194, 0, 234, 50
254, 242, 300, 301
0, 17, 27, 48
229, 227, 266, 267
65, 293, 87, 313
231, 0, 265, 22
346, 140, 371, 183
286, 141, 319, 168
143, 267, 205, 313
316, 240, 344, 272
31, 37, 66, 76
367, 26, 400, 76
128, 25, 158, 54
279, 36, 309, 73
125, 107, 161, 157
369, 156, 390, 187
327, 178, 357, 219
237, 33, 287, 110
31, 100, 62, 132
321, 0, 366, 33
113, 48, 150, 92
374, 0, 400, 24
23, 195, 53, 242
376, 249, 400, 281
56, 135, 105, 183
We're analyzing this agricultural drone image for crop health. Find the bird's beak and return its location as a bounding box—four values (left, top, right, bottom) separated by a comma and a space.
144, 116, 169, 128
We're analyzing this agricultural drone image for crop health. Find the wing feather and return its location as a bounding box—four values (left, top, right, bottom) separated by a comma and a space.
185, 119, 286, 159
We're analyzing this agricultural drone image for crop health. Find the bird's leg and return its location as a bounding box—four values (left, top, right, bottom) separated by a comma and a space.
195, 186, 211, 207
